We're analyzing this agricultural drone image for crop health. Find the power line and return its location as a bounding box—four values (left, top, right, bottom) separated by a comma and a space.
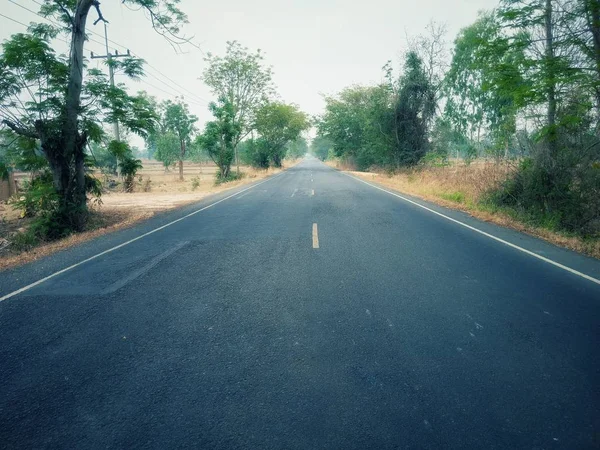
7, 0, 110, 50
1, 5, 208, 108
22, 0, 209, 105
132, 53, 208, 104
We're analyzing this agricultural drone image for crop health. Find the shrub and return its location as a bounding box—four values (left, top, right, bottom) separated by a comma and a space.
215, 171, 244, 185
120, 156, 143, 193
191, 176, 200, 191
489, 141, 600, 236
10, 230, 39, 252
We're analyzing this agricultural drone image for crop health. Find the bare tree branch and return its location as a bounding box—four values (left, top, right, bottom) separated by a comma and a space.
1, 119, 38, 139
92, 1, 108, 25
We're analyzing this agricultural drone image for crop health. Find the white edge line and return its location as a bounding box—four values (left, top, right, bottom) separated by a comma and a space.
339, 170, 600, 286
0, 172, 286, 303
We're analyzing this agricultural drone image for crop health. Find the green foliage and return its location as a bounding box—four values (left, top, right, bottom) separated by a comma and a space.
440, 191, 465, 203
120, 155, 143, 193
202, 41, 275, 160
393, 51, 436, 165
317, 84, 391, 170
317, 52, 435, 170
198, 97, 240, 178
89, 142, 117, 175
0, 0, 185, 236
490, 139, 600, 235
444, 12, 526, 149
286, 136, 308, 159
10, 229, 39, 252
13, 172, 75, 240
243, 138, 271, 169
155, 132, 180, 168
254, 102, 309, 167
310, 136, 333, 161
147, 98, 197, 179
215, 171, 244, 185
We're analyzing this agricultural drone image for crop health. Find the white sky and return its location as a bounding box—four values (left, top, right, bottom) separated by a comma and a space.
2, 0, 498, 144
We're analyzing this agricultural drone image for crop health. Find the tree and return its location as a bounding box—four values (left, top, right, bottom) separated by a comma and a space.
286, 136, 309, 159
310, 136, 333, 161
160, 99, 197, 180
202, 41, 274, 174
444, 12, 527, 156
198, 97, 240, 180
406, 20, 450, 104
253, 102, 309, 167
0, 1, 187, 232
317, 85, 392, 170
155, 132, 180, 171
392, 52, 436, 165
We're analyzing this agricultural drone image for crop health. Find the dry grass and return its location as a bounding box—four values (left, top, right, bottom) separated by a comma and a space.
327, 159, 600, 259
0, 160, 295, 270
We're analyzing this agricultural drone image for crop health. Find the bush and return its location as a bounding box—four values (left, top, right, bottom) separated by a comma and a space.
215, 171, 244, 185
191, 176, 200, 191
10, 230, 39, 252
489, 141, 600, 236
120, 155, 143, 193
12, 170, 103, 242
245, 139, 270, 169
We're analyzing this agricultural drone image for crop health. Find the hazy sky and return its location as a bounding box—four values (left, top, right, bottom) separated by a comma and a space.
2, 0, 498, 138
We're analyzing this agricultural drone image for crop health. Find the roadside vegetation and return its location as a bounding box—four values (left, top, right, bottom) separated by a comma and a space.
0, 3, 308, 262
313, 1, 600, 256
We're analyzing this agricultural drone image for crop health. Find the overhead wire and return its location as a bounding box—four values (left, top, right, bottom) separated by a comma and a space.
23, 0, 209, 105
3, 0, 208, 106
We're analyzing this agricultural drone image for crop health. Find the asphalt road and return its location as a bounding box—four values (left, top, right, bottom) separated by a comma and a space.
1, 157, 599, 449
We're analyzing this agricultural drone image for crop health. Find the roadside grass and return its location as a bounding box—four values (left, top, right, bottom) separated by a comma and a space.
327, 159, 600, 259
0, 160, 297, 270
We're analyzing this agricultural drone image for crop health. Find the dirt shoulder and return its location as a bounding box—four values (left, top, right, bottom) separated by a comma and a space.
0, 163, 291, 271
327, 162, 600, 260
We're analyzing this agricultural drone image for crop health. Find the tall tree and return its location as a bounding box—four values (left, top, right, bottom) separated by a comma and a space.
0, 1, 187, 231
198, 97, 240, 179
444, 12, 528, 155
202, 41, 274, 174
499, 0, 578, 153
160, 99, 198, 180
392, 52, 436, 165
406, 20, 450, 104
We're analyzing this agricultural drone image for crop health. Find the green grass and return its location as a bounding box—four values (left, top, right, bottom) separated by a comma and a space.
10, 230, 39, 252
439, 191, 465, 203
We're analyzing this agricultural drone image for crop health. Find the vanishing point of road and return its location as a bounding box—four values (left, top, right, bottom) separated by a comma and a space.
1, 158, 599, 449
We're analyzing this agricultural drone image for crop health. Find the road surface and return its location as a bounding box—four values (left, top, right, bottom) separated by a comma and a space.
1, 158, 599, 449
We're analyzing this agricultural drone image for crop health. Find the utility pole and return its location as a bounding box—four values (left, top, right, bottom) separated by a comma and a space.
91, 22, 131, 174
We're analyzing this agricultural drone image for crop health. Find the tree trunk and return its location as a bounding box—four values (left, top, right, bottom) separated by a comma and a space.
545, 0, 558, 156
235, 144, 240, 174
179, 139, 186, 181
586, 0, 600, 126
54, 0, 95, 230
